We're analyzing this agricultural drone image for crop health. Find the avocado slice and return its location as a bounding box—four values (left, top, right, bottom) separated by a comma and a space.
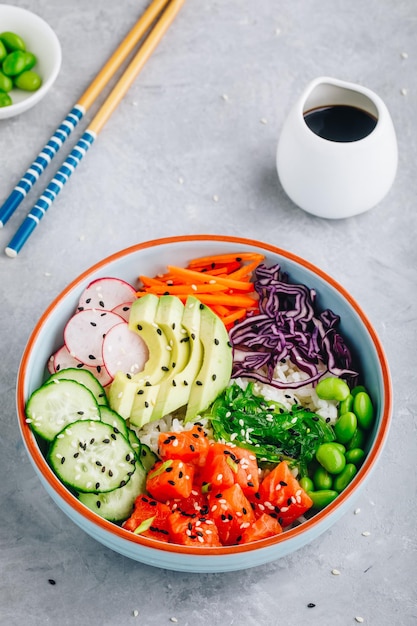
150, 296, 204, 422
128, 294, 171, 384
184, 302, 233, 423
108, 294, 172, 420
128, 296, 189, 428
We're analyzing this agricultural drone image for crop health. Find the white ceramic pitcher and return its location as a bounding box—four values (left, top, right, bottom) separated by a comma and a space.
276, 77, 398, 219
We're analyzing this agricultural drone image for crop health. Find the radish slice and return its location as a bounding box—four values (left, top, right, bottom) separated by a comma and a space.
112, 301, 134, 322
77, 277, 136, 312
52, 345, 113, 387
102, 322, 149, 378
64, 309, 125, 366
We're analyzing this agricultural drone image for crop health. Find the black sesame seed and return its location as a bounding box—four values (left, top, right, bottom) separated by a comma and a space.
88, 354, 96, 360
214, 338, 219, 345
137, 324, 142, 330
212, 374, 217, 381
307, 603, 316, 608
90, 321, 97, 327
60, 457, 65, 464
189, 445, 195, 452
161, 366, 169, 372
168, 480, 176, 486
48, 579, 56, 586
137, 389, 144, 395
95, 482, 100, 489
196, 380, 203, 386
156, 328, 162, 335
96, 501, 101, 509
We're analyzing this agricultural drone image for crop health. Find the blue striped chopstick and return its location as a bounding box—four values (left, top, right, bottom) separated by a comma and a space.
0, 0, 172, 229
4, 0, 185, 258
0, 106, 85, 227
5, 132, 96, 257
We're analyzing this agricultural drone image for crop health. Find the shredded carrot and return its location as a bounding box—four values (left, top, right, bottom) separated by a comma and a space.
136, 251, 264, 327
187, 252, 264, 267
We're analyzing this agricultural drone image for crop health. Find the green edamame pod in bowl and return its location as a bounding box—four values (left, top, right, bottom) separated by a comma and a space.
333, 464, 357, 493
316, 443, 346, 475
0, 40, 7, 63
315, 376, 350, 402
313, 466, 333, 490
0, 91, 12, 107
353, 391, 374, 430
2, 50, 27, 76
0, 31, 26, 52
0, 70, 13, 92
334, 411, 357, 444
14, 70, 42, 92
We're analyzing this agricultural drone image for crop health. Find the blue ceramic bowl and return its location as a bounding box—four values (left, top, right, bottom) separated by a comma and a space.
16, 235, 392, 572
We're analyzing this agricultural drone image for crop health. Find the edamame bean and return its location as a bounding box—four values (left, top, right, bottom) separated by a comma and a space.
315, 376, 350, 402
351, 385, 367, 397
0, 40, 7, 63
333, 463, 357, 492
345, 448, 365, 466
299, 476, 314, 492
2, 50, 27, 76
14, 70, 42, 91
21, 51, 37, 72
332, 442, 346, 454
0, 70, 12, 92
339, 393, 353, 416
0, 92, 12, 107
346, 427, 366, 450
353, 391, 374, 430
308, 489, 339, 509
316, 443, 346, 474
0, 31, 26, 52
313, 466, 333, 490
334, 411, 357, 444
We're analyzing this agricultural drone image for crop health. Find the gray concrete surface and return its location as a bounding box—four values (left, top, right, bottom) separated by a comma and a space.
1, 1, 416, 624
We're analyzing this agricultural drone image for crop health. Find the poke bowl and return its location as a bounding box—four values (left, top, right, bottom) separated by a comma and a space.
16, 234, 392, 573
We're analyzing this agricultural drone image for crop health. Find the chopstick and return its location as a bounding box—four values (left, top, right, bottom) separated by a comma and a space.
1, 0, 184, 251
0, 0, 173, 229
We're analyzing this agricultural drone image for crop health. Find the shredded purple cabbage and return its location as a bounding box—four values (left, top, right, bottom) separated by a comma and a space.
229, 263, 359, 389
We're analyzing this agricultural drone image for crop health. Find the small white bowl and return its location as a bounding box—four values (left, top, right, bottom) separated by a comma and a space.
0, 4, 61, 119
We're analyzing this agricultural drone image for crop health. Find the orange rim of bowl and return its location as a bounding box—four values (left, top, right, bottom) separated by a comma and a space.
16, 234, 393, 556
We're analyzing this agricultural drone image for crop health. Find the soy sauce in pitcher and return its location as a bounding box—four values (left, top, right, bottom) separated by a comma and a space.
304, 105, 377, 142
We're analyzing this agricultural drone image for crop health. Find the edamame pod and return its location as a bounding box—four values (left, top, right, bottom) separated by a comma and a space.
315, 376, 350, 402
2, 50, 27, 76
345, 448, 365, 466
313, 466, 333, 490
316, 443, 346, 475
0, 92, 12, 107
333, 463, 357, 492
308, 489, 339, 509
0, 70, 13, 92
353, 391, 374, 430
0, 31, 26, 52
299, 476, 314, 492
0, 40, 7, 63
14, 70, 42, 91
346, 427, 366, 450
334, 411, 358, 444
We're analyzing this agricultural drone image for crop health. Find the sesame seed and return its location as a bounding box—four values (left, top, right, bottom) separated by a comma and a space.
133, 609, 139, 617
354, 508, 361, 515
170, 618, 178, 624
355, 618, 364, 623
362, 531, 371, 537
331, 569, 340, 576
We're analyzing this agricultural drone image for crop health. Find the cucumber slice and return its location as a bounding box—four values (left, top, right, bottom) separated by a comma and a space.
26, 379, 101, 442
78, 458, 147, 522
48, 420, 136, 493
127, 428, 142, 459
48, 367, 108, 406
138, 442, 159, 471
99, 405, 129, 438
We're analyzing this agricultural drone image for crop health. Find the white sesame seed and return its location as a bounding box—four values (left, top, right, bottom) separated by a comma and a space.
401, 51, 408, 59
354, 508, 361, 514
216, 473, 223, 481
213, 195, 219, 202
401, 88, 408, 95
331, 569, 340, 576
355, 617, 364, 623
178, 176, 184, 184
260, 117, 268, 124
133, 609, 139, 617
221, 94, 229, 101
362, 531, 371, 537
170, 618, 178, 624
